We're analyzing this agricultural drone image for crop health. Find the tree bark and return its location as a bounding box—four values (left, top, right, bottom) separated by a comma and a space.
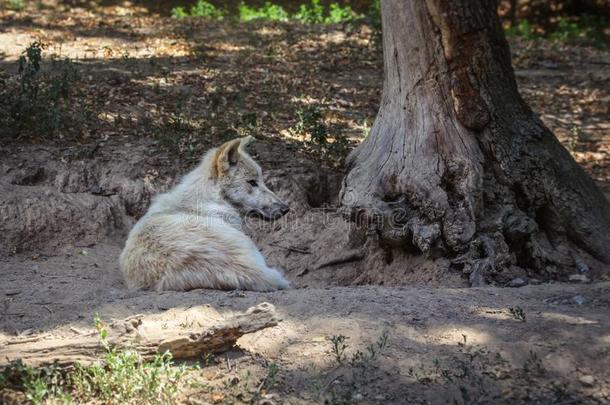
0, 303, 278, 367
339, 0, 610, 283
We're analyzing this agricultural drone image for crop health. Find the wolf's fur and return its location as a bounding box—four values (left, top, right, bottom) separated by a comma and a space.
120, 136, 290, 291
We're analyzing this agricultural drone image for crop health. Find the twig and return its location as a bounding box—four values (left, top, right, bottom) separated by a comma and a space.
268, 242, 310, 254
314, 250, 365, 270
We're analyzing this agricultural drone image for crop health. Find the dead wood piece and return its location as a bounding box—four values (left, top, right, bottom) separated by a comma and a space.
268, 242, 311, 254
314, 250, 365, 270
0, 303, 278, 367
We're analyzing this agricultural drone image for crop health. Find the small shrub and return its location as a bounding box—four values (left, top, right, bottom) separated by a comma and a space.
0, 316, 189, 404
348, 331, 389, 370
523, 350, 546, 376
239, 1, 289, 22
171, 6, 188, 18
325, 3, 358, 24
505, 20, 538, 39
190, 0, 224, 19
0, 360, 70, 405
293, 0, 325, 24
72, 350, 185, 404
293, 104, 326, 141
293, 0, 360, 24
171, 0, 224, 19
0, 42, 90, 140
509, 306, 526, 322
504, 15, 607, 48
3, 0, 26, 11
330, 335, 348, 364
323, 332, 389, 403
328, 332, 389, 368
291, 104, 349, 166
549, 15, 608, 48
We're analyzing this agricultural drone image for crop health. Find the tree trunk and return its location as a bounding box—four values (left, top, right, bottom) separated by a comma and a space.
339, 0, 610, 283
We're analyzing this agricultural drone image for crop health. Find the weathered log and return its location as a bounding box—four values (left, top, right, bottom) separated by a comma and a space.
0, 302, 278, 367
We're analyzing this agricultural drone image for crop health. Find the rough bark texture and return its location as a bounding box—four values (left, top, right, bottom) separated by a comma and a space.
339, 0, 610, 284
0, 303, 278, 367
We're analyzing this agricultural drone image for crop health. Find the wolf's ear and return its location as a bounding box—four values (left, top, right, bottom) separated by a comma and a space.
238, 135, 255, 153
213, 136, 254, 178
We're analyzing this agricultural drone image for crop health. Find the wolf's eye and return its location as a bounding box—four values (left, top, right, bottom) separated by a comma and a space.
247, 180, 258, 187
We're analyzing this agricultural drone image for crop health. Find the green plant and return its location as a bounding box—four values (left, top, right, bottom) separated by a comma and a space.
3, 0, 26, 11
330, 335, 348, 364
505, 20, 538, 40
523, 350, 546, 376
325, 3, 358, 24
190, 0, 224, 19
0, 42, 88, 140
323, 332, 389, 402
1, 316, 189, 404
171, 6, 188, 18
549, 15, 608, 48
509, 306, 526, 322
293, 0, 360, 24
291, 104, 349, 166
239, 1, 289, 22
72, 349, 185, 403
293, 0, 325, 24
171, 0, 224, 19
348, 331, 389, 369
0, 360, 70, 404
294, 104, 326, 139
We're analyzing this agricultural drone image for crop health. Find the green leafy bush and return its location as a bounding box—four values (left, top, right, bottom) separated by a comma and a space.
0, 42, 91, 140
0, 316, 189, 404
505, 20, 538, 39
174, 1, 362, 25
291, 104, 349, 166
549, 15, 608, 47
239, 1, 289, 22
171, 6, 188, 18
2, 0, 26, 11
171, 0, 224, 19
326, 3, 357, 24
504, 15, 607, 48
293, 0, 325, 24
72, 350, 185, 403
293, 0, 359, 24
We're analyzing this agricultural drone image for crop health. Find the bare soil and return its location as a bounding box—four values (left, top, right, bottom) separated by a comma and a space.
1, 2, 609, 403
1, 244, 609, 403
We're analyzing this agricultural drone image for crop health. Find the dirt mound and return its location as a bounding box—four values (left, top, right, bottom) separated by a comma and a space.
0, 142, 168, 256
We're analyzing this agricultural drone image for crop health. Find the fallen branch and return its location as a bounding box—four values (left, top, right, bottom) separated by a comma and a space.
314, 250, 365, 270
0, 303, 278, 367
268, 242, 311, 254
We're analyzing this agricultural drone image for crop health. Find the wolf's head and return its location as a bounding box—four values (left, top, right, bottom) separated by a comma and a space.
211, 136, 289, 220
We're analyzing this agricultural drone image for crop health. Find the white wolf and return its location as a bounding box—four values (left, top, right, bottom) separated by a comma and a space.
120, 136, 290, 291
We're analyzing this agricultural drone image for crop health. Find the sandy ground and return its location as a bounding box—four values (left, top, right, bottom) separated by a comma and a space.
1, 243, 610, 403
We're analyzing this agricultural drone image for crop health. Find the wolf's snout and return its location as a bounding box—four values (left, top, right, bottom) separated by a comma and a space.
271, 202, 289, 219
278, 203, 289, 216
